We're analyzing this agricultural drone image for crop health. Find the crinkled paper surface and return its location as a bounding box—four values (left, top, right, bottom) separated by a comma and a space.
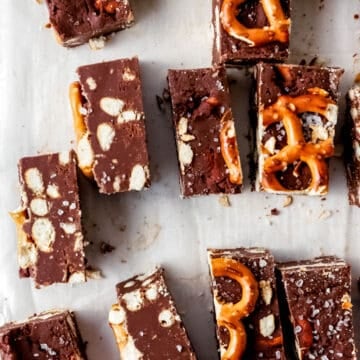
0, 0, 359, 358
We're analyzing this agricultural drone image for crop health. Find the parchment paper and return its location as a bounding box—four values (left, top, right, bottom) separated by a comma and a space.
0, 1, 359, 358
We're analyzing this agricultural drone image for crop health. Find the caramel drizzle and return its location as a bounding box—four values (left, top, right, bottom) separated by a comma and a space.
211, 257, 259, 359
260, 89, 336, 193
220, 0, 290, 47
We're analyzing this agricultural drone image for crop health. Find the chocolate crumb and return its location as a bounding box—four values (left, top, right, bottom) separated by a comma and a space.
354, 14, 359, 20
271, 208, 280, 216
100, 241, 115, 254
156, 95, 165, 112
45, 23, 52, 29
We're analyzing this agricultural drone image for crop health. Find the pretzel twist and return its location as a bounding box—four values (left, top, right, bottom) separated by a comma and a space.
260, 89, 336, 193
220, 110, 243, 185
220, 0, 290, 47
211, 257, 259, 359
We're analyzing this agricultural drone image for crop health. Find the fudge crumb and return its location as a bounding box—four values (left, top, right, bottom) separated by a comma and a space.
89, 36, 106, 50
218, 194, 231, 207
100, 241, 115, 254
354, 14, 359, 20
282, 195, 293, 208
271, 208, 280, 216
162, 88, 171, 102
318, 210, 332, 221
156, 95, 165, 112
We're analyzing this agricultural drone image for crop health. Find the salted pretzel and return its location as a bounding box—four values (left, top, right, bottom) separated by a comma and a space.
260, 88, 336, 193
211, 257, 259, 359
109, 304, 129, 352
220, 0, 290, 47
220, 110, 243, 185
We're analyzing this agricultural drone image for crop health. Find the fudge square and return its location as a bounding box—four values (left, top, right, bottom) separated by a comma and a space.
277, 257, 357, 360
207, 248, 285, 359
344, 85, 360, 206
45, 0, 134, 47
108, 268, 197, 359
253, 63, 344, 195
10, 151, 86, 287
70, 57, 150, 194
168, 66, 243, 197
212, 0, 291, 65
0, 310, 87, 359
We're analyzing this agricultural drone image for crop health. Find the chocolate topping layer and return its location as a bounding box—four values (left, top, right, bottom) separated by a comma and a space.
45, 0, 134, 47
110, 268, 197, 359
75, 57, 150, 194
0, 310, 87, 359
208, 248, 285, 360
212, 0, 291, 65
277, 257, 357, 360
168, 66, 242, 197
12, 151, 86, 287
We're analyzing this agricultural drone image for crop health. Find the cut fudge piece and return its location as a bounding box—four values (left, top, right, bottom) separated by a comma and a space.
0, 310, 87, 359
253, 63, 344, 195
277, 257, 357, 360
212, 0, 291, 65
207, 248, 285, 359
167, 66, 243, 197
45, 0, 134, 47
10, 151, 86, 287
344, 85, 360, 206
108, 268, 197, 359
69, 57, 150, 194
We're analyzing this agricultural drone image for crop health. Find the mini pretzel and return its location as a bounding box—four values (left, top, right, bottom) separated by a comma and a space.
220, 110, 243, 185
211, 257, 259, 359
69, 82, 93, 178
261, 89, 336, 193
109, 304, 129, 351
220, 0, 290, 47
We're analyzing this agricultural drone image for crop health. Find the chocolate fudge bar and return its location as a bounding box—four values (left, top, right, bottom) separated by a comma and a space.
277, 257, 357, 360
0, 310, 87, 359
69, 57, 150, 194
344, 85, 360, 206
168, 66, 243, 197
207, 248, 285, 359
212, 0, 291, 65
10, 151, 86, 287
45, 0, 134, 47
253, 63, 344, 195
108, 268, 197, 359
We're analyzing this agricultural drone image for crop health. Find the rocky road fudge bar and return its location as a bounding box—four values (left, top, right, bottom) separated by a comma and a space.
10, 151, 86, 287
0, 310, 87, 359
70, 57, 150, 194
277, 257, 357, 360
45, 0, 134, 47
168, 67, 243, 197
213, 0, 291, 65
253, 63, 343, 195
207, 248, 284, 359
109, 268, 197, 359
344, 85, 360, 206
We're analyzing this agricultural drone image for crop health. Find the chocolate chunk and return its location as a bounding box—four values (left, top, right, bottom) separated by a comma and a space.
277, 256, 357, 360
207, 248, 285, 359
168, 66, 243, 197
344, 85, 360, 206
252, 63, 344, 195
109, 268, 197, 359
212, 0, 291, 65
70, 57, 150, 194
0, 310, 87, 359
10, 151, 86, 288
45, 0, 134, 47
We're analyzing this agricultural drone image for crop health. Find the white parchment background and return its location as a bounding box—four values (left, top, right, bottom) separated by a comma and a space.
0, 1, 360, 358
